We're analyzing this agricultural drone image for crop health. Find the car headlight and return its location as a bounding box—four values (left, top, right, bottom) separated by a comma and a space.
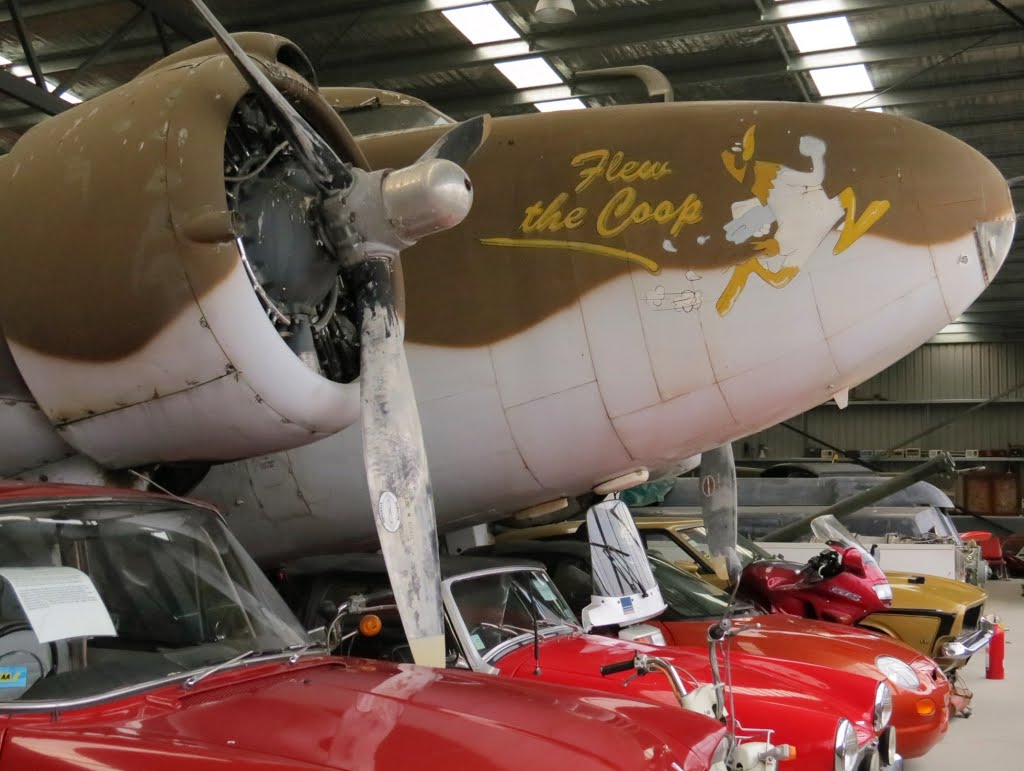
873, 682, 893, 731
876, 655, 919, 690
710, 734, 733, 770
873, 583, 893, 602
834, 718, 858, 771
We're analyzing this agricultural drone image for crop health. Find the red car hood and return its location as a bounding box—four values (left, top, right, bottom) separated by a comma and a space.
2, 657, 725, 771
659, 613, 935, 680
496, 632, 879, 762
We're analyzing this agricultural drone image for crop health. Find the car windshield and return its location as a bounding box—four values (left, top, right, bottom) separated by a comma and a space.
0, 497, 308, 706
842, 508, 961, 543
448, 569, 577, 662
648, 558, 754, 618
810, 514, 882, 569
678, 526, 773, 567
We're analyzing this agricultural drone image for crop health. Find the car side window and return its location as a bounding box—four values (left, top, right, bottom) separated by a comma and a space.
642, 532, 699, 569
550, 558, 592, 616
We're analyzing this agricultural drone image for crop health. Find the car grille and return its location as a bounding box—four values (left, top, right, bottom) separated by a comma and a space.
962, 604, 983, 632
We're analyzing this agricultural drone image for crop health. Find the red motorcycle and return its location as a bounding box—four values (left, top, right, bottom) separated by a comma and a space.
740, 515, 893, 625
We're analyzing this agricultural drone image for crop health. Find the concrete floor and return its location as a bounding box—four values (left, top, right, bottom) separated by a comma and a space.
906, 578, 1020, 770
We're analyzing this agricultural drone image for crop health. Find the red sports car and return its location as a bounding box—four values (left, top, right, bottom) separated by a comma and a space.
279, 554, 902, 771
0, 483, 730, 771
485, 538, 950, 760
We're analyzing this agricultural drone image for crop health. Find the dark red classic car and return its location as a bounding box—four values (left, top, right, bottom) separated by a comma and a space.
0, 482, 729, 771
278, 553, 901, 771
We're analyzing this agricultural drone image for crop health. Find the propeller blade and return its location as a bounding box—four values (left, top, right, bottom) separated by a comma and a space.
353, 256, 444, 668
700, 444, 741, 583
188, 0, 351, 190
417, 115, 491, 167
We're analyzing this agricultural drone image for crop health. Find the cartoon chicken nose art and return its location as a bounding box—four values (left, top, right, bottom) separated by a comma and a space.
716, 125, 891, 316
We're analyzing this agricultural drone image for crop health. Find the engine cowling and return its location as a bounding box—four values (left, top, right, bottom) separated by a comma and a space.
0, 34, 364, 470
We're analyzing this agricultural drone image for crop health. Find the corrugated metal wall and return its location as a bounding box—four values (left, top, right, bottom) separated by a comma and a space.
853, 343, 1024, 401
735, 343, 1024, 460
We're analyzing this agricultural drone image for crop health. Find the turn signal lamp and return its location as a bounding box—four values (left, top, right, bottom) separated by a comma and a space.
359, 614, 383, 637
916, 699, 936, 716
772, 745, 796, 762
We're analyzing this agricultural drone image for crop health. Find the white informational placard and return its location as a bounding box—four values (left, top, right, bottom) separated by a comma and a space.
0, 567, 116, 643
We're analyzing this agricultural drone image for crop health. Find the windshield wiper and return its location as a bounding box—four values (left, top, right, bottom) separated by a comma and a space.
285, 640, 328, 664
586, 540, 648, 597
182, 649, 256, 690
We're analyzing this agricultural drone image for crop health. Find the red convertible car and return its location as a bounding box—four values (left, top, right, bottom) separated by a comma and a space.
277, 554, 901, 771
0, 483, 731, 771
483, 539, 950, 760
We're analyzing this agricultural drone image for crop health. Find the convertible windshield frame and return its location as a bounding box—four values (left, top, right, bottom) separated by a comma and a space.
442, 566, 578, 674
0, 496, 310, 711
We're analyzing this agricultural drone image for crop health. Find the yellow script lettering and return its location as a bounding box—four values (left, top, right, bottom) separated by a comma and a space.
572, 149, 672, 192
520, 192, 587, 233
597, 188, 703, 238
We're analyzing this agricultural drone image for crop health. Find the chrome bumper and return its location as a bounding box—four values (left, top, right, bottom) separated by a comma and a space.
856, 727, 901, 771
942, 617, 995, 660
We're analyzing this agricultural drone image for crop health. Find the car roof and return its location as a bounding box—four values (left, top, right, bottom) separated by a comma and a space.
0, 480, 219, 513
473, 540, 593, 562
283, 553, 545, 580
495, 515, 704, 541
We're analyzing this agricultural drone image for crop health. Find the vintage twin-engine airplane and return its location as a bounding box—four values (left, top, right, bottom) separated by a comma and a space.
0, 8, 1014, 667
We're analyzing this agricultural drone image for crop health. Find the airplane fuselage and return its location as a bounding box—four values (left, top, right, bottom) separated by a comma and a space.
197, 99, 1013, 561
0, 46, 1013, 563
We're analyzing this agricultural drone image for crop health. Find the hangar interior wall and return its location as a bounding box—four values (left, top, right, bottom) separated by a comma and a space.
736, 342, 1024, 459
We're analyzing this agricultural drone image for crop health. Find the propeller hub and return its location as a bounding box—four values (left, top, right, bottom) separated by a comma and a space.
382, 158, 474, 243
324, 160, 474, 265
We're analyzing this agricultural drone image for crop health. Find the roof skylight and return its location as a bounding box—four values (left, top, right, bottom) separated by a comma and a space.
809, 63, 874, 97
535, 98, 586, 112
440, 2, 586, 110
443, 3, 519, 44
496, 57, 563, 89
786, 16, 856, 53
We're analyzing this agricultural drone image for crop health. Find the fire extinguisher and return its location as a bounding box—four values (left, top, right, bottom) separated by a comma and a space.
986, 616, 1005, 680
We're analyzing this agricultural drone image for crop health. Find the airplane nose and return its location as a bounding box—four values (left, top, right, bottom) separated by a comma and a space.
906, 118, 1016, 316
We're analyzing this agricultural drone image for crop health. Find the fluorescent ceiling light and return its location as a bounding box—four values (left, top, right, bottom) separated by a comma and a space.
8, 63, 83, 103
443, 3, 518, 44
496, 57, 562, 88
809, 63, 873, 96
536, 97, 586, 112
786, 16, 856, 53
0, 55, 10, 66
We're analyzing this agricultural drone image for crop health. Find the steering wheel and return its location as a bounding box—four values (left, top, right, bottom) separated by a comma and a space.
467, 622, 512, 651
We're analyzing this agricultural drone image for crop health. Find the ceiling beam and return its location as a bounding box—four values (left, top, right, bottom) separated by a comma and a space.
0, 68, 68, 114
822, 73, 1024, 110
0, 0, 103, 23
788, 26, 1020, 71
432, 26, 1024, 117
128, 0, 204, 42
7, 0, 47, 88
317, 0, 945, 84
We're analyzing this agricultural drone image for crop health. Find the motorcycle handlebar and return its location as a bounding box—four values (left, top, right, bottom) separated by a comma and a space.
600, 657, 637, 676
